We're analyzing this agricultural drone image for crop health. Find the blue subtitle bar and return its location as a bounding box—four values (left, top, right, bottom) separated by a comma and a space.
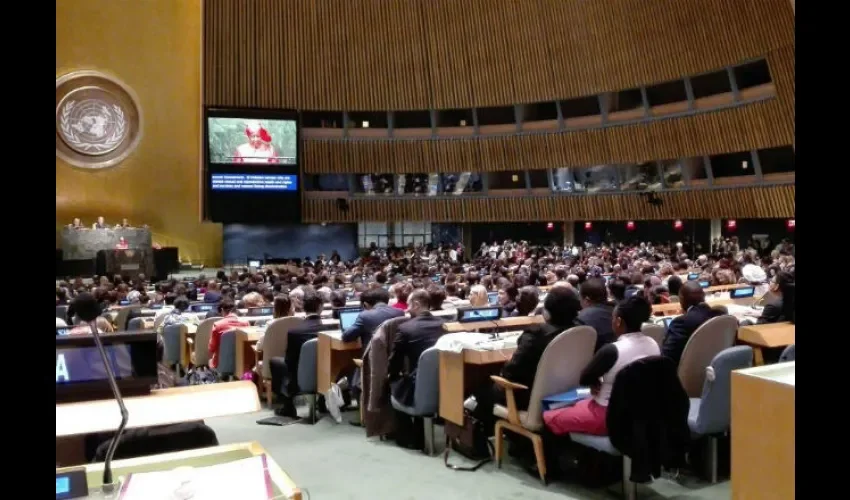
211, 174, 298, 192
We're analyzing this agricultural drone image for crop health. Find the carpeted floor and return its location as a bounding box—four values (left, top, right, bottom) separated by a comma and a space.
207, 407, 731, 500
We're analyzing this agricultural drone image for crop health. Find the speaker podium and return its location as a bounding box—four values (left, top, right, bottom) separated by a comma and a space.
98, 249, 155, 277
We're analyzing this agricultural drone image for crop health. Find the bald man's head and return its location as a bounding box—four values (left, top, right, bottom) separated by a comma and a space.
679, 281, 705, 309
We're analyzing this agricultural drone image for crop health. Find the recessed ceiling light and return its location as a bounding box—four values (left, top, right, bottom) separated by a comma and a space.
362, 121, 369, 128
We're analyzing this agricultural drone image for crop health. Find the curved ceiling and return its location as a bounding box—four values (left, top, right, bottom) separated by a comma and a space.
203, 0, 795, 111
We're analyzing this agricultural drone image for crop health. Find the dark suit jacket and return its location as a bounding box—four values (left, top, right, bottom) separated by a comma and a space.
499, 322, 570, 410
606, 356, 689, 483
203, 291, 221, 304
577, 303, 615, 352
341, 303, 404, 346
284, 314, 329, 392
661, 303, 721, 366
388, 311, 445, 405
757, 299, 785, 324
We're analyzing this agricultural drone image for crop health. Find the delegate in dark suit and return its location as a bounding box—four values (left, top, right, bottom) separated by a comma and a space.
661, 303, 721, 367
388, 310, 445, 406
576, 303, 614, 352
341, 302, 404, 346
282, 314, 329, 395
498, 323, 566, 410
756, 298, 785, 324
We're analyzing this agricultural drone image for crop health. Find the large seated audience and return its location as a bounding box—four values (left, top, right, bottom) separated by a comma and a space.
56, 236, 795, 485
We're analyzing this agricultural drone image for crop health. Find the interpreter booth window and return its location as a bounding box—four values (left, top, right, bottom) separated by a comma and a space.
355, 173, 394, 195
304, 174, 348, 191
393, 222, 432, 247
301, 111, 344, 128
440, 172, 484, 194
574, 165, 620, 193
552, 167, 584, 193
527, 170, 550, 189
606, 89, 645, 123
658, 159, 686, 188
347, 111, 388, 129
489, 170, 527, 190
396, 173, 438, 196
709, 151, 755, 180
756, 146, 795, 174
358, 222, 390, 249
732, 59, 772, 92
646, 80, 689, 117
680, 157, 710, 185
618, 162, 663, 191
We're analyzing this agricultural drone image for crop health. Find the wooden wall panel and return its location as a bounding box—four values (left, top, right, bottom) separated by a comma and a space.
766, 45, 795, 132
204, 0, 795, 110
59, 0, 223, 267
303, 99, 794, 174
304, 185, 795, 222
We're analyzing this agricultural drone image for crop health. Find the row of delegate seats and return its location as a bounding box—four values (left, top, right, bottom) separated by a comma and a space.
356, 315, 782, 496
159, 311, 793, 498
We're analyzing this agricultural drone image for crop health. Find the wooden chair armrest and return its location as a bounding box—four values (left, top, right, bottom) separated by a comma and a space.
490, 375, 527, 426
490, 375, 528, 391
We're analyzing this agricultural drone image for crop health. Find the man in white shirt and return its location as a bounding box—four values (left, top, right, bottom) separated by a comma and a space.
153, 293, 177, 329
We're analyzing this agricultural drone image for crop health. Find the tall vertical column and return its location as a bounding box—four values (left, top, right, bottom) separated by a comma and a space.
462, 224, 473, 258
563, 221, 576, 247
710, 218, 722, 243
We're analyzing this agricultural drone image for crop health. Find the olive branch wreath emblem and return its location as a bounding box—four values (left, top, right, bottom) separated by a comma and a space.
59, 100, 126, 153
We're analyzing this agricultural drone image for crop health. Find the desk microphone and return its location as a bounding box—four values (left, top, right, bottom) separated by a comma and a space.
73, 293, 128, 494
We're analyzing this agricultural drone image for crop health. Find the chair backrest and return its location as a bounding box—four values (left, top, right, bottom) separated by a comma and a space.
127, 317, 146, 331
525, 325, 597, 428
56, 305, 69, 320
161, 324, 184, 365
693, 345, 753, 435
779, 344, 795, 362
297, 338, 318, 393
217, 329, 237, 375
641, 323, 666, 349
678, 315, 739, 397
260, 316, 304, 378
114, 306, 140, 331
412, 347, 440, 416
193, 317, 221, 367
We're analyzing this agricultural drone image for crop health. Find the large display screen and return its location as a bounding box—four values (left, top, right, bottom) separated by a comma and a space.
207, 117, 298, 165
204, 109, 302, 223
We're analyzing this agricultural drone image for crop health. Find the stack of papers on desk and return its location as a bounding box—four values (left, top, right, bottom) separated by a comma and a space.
119, 455, 273, 500
435, 332, 521, 352
725, 304, 764, 322
436, 332, 493, 352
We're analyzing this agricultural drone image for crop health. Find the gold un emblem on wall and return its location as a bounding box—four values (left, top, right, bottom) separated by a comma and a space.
56, 70, 142, 169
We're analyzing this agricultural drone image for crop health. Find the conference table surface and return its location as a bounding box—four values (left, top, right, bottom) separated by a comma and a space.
57, 442, 303, 500
55, 381, 260, 437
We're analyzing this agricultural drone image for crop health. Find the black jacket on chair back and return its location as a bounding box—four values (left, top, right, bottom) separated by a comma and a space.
388, 311, 445, 406
606, 356, 689, 483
